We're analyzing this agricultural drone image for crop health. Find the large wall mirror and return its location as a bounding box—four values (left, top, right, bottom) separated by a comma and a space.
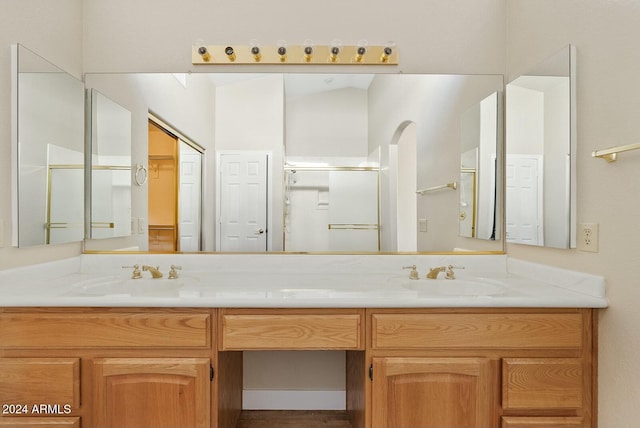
11, 44, 85, 247
83, 72, 504, 254
505, 45, 576, 248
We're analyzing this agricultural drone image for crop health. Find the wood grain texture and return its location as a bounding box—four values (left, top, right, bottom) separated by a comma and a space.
346, 351, 366, 428
0, 417, 81, 427
372, 357, 493, 428
220, 310, 363, 350
0, 358, 79, 408
501, 416, 584, 428
0, 311, 210, 348
372, 313, 583, 350
92, 358, 210, 428
502, 358, 583, 410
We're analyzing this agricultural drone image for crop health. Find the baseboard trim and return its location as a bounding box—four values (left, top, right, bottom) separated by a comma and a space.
242, 389, 346, 410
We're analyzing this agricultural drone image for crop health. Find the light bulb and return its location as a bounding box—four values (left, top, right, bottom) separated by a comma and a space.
303, 39, 314, 62
249, 39, 261, 62
380, 41, 395, 63
329, 39, 342, 63
355, 40, 368, 63
225, 46, 236, 62
194, 39, 211, 62
276, 40, 288, 62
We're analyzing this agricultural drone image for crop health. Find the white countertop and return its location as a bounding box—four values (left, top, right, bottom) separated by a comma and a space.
0, 254, 608, 308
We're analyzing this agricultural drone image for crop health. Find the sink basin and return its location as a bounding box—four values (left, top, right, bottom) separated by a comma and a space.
74, 276, 185, 297
402, 278, 508, 296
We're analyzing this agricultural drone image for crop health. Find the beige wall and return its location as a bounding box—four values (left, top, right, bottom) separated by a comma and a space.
2, 0, 639, 423
506, 1, 640, 425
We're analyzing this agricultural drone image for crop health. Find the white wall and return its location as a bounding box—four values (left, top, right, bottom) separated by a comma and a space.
506, 1, 640, 425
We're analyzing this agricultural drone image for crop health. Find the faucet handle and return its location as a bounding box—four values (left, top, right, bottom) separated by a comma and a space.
445, 265, 465, 280
402, 265, 419, 280
168, 264, 182, 279
123, 264, 142, 279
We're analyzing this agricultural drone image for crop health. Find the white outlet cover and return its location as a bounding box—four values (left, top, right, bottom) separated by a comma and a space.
578, 222, 599, 252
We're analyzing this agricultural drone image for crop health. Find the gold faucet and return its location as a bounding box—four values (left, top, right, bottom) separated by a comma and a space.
142, 265, 163, 279
426, 266, 447, 279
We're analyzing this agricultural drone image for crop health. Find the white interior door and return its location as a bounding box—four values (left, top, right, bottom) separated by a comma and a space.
179, 141, 202, 252
218, 152, 269, 252
506, 154, 543, 245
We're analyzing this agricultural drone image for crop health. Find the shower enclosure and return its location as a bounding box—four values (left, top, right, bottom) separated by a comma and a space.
283, 165, 380, 252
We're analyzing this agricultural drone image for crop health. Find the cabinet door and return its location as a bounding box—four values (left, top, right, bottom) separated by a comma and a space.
372, 357, 495, 428
92, 358, 210, 428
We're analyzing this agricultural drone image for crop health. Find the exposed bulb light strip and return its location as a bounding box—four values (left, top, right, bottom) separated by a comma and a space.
191, 42, 398, 65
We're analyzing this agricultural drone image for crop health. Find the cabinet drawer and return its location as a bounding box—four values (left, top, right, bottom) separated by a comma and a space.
502, 358, 583, 410
372, 312, 583, 350
0, 310, 210, 348
0, 417, 81, 427
502, 416, 584, 428
220, 310, 363, 350
0, 358, 80, 408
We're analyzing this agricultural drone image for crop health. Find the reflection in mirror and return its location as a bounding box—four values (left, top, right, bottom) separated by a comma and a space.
87, 89, 132, 240
505, 45, 576, 248
459, 92, 501, 240
83, 72, 504, 254
11, 44, 85, 247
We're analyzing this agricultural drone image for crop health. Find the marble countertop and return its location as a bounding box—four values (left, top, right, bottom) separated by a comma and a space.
0, 254, 608, 308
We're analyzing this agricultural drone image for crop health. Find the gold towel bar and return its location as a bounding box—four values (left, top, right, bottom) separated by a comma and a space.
417, 182, 457, 195
592, 143, 640, 163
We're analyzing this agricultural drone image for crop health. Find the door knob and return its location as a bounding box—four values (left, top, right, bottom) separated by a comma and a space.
256, 228, 265, 234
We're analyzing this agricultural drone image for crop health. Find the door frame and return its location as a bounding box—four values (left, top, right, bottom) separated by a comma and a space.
215, 150, 273, 252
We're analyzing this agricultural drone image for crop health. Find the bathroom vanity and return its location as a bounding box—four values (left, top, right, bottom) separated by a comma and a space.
0, 254, 606, 428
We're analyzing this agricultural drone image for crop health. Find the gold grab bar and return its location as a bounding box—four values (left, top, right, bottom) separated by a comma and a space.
592, 143, 640, 163
417, 182, 457, 195
328, 223, 379, 230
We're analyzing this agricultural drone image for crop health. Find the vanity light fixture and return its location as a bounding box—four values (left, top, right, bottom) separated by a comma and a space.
354, 40, 368, 62
191, 41, 398, 65
249, 39, 262, 62
225, 46, 236, 62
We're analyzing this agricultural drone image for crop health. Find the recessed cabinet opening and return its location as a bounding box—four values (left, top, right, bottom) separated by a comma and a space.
236, 350, 356, 428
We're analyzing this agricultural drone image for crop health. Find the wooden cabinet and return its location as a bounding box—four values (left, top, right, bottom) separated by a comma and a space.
0, 307, 596, 428
371, 357, 493, 428
366, 309, 596, 428
219, 308, 364, 350
92, 358, 210, 428
0, 308, 214, 428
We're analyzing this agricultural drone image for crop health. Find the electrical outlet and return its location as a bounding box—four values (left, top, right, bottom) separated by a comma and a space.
138, 218, 146, 234
418, 219, 428, 232
578, 222, 599, 252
